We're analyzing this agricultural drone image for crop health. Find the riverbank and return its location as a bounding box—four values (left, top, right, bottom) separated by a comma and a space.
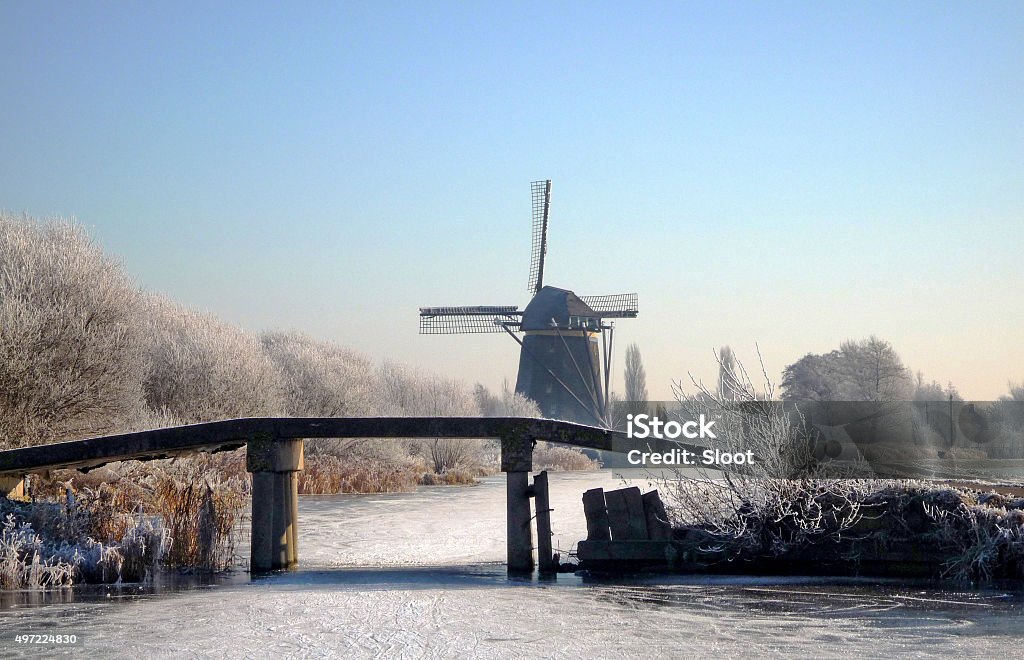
578, 478, 1024, 583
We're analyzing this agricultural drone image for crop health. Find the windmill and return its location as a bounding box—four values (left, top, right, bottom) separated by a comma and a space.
418, 180, 638, 427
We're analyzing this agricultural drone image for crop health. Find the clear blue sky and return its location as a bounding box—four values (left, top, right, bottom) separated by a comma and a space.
2, 2, 1021, 399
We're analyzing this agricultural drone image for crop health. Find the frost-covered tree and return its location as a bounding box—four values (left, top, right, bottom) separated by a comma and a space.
912, 371, 962, 402
780, 351, 842, 401
838, 336, 913, 402
0, 213, 148, 447
374, 361, 476, 417
0, 212, 525, 478
624, 343, 648, 404
717, 346, 741, 401
140, 294, 284, 423
781, 337, 915, 444
373, 361, 480, 471
261, 330, 375, 416
781, 336, 912, 402
996, 381, 1024, 432
473, 381, 540, 417
620, 342, 649, 423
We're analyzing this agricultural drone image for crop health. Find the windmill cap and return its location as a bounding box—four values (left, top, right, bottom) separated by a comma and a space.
521, 286, 599, 331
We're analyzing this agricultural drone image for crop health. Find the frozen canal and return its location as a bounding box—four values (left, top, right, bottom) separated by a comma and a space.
2, 471, 1024, 658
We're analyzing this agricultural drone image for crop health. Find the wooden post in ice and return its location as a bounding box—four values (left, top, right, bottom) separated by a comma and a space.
247, 435, 304, 572
501, 430, 534, 575
533, 470, 556, 575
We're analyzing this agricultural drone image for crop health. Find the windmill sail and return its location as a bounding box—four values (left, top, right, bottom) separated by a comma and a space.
579, 293, 639, 318
418, 305, 522, 334
527, 180, 552, 295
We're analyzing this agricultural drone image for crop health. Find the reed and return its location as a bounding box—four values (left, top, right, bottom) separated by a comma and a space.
150, 464, 245, 571
1, 454, 247, 586
0, 514, 76, 589
533, 444, 599, 472
299, 454, 422, 494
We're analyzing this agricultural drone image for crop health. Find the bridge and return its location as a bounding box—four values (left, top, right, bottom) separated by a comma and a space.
0, 417, 687, 575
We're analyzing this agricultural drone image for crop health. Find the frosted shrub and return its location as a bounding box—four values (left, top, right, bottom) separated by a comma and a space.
374, 361, 477, 417
6, 456, 244, 583
115, 514, 170, 582
652, 350, 1024, 582
921, 493, 1024, 582
533, 444, 597, 471
426, 437, 479, 473
141, 294, 285, 422
68, 539, 125, 584
261, 330, 376, 416
374, 361, 480, 472
0, 213, 147, 448
658, 348, 868, 549
474, 381, 541, 418
0, 514, 76, 588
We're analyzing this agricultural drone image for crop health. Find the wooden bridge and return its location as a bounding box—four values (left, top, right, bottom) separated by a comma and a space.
0, 417, 686, 575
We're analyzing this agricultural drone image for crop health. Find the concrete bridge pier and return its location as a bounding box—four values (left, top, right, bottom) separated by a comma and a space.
501, 431, 535, 575
247, 436, 304, 572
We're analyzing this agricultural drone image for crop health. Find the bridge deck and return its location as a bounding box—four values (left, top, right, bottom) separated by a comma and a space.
0, 416, 687, 477
0, 416, 701, 575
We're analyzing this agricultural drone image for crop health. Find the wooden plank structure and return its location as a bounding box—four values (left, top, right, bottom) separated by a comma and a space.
0, 417, 692, 575
578, 486, 676, 569
642, 490, 671, 541
582, 488, 611, 541
605, 487, 648, 540
583, 486, 672, 542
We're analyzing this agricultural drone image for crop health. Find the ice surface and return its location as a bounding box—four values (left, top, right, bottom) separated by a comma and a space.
299, 472, 625, 567
1, 471, 1023, 658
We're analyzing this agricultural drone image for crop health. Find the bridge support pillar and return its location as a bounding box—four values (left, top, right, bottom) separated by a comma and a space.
501, 432, 534, 575
247, 436, 303, 573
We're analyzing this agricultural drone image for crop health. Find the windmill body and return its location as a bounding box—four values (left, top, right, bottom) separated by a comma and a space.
515, 286, 604, 425
418, 181, 637, 427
